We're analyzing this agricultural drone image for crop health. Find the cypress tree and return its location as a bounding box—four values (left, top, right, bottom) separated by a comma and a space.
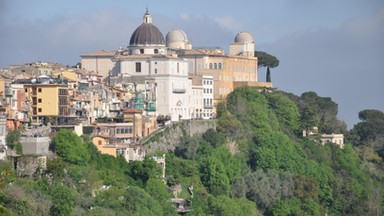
266, 67, 271, 82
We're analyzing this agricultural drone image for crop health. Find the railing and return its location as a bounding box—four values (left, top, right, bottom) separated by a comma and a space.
203, 104, 213, 109
172, 84, 186, 94
172, 88, 186, 93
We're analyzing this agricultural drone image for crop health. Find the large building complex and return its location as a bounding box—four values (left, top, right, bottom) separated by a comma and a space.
81, 9, 272, 120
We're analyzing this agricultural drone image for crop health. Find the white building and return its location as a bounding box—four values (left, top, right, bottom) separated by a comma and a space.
202, 75, 214, 119
0, 115, 6, 160
189, 76, 203, 119
320, 133, 344, 149
113, 10, 192, 121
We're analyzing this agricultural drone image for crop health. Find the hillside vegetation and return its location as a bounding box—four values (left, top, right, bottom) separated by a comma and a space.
0, 86, 383, 215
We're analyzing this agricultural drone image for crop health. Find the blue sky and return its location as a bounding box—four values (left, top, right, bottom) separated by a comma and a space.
1, 0, 383, 128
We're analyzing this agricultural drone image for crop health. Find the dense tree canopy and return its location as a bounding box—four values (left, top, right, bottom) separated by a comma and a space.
254, 51, 280, 68
53, 129, 90, 165
0, 87, 383, 215
349, 109, 384, 160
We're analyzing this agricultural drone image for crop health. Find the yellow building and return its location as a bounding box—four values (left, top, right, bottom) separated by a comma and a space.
92, 135, 119, 157
53, 70, 78, 82
24, 82, 70, 124
91, 122, 145, 162
178, 48, 259, 103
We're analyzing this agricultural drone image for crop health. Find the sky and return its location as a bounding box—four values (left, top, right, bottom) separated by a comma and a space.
0, 0, 383, 128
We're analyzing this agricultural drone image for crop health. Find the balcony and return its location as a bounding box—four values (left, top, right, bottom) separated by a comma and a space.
110, 104, 121, 111
203, 104, 213, 109
172, 84, 186, 94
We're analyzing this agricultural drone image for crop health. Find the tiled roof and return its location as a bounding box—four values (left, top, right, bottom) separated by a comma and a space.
123, 108, 142, 113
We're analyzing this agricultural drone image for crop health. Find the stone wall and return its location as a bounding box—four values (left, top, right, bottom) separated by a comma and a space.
143, 120, 216, 154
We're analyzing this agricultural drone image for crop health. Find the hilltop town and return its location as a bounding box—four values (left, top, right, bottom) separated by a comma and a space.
0, 10, 272, 166
0, 9, 383, 216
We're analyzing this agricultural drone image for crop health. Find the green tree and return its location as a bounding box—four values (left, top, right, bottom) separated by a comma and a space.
53, 129, 90, 165
254, 51, 279, 68
265, 91, 300, 133
6, 130, 22, 154
245, 169, 294, 209
298, 92, 346, 133
145, 179, 177, 215
266, 67, 271, 82
125, 186, 163, 215
351, 109, 384, 148
46, 157, 67, 181
175, 135, 201, 160
0, 162, 15, 190
300, 107, 319, 136
50, 184, 76, 216
199, 156, 230, 196
202, 128, 225, 147
127, 157, 162, 186
208, 195, 259, 216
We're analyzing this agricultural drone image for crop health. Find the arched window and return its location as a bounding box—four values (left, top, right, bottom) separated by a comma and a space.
218, 63, 222, 69
214, 63, 217, 69
209, 63, 213, 69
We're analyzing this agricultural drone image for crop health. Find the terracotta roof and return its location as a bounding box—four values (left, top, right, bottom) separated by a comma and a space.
123, 108, 142, 113
95, 134, 109, 139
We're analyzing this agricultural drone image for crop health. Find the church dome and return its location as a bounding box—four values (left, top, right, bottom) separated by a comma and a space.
129, 10, 165, 46
166, 29, 188, 43
234, 32, 254, 43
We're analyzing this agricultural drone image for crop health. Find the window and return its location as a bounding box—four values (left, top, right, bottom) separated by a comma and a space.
135, 62, 141, 72
140, 49, 144, 54
218, 63, 222, 69
38, 98, 42, 103
38, 108, 42, 112
24, 88, 27, 92
214, 63, 217, 69
98, 140, 102, 145
154, 49, 158, 54
209, 63, 213, 69
177, 63, 179, 73
38, 88, 42, 92
155, 68, 157, 74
